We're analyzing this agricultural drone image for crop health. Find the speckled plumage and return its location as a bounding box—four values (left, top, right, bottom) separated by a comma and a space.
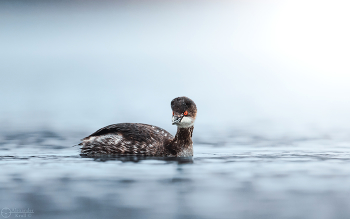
80, 96, 197, 157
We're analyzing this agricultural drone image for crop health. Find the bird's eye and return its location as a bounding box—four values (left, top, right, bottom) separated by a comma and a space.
184, 111, 188, 116
172, 111, 174, 116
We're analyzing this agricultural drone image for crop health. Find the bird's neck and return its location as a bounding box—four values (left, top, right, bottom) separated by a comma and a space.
174, 126, 193, 143
167, 126, 194, 156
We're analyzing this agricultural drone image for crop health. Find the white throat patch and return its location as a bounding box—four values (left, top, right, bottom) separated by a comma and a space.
176, 116, 194, 128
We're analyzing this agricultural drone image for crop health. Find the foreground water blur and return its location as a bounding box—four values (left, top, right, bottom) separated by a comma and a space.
1, 130, 350, 219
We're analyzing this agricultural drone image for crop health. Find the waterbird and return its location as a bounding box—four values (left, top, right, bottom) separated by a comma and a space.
80, 96, 197, 157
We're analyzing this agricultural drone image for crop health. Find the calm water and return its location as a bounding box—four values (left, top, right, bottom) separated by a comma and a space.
1, 130, 350, 219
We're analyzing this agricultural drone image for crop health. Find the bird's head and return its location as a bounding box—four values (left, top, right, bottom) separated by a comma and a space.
171, 96, 197, 128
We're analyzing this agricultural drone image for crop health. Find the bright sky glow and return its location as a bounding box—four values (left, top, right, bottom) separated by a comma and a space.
270, 0, 350, 78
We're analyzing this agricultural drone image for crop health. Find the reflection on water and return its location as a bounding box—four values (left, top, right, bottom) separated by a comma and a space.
1, 131, 350, 219
80, 154, 194, 164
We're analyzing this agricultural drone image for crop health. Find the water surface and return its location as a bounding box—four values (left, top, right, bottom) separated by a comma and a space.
1, 131, 350, 219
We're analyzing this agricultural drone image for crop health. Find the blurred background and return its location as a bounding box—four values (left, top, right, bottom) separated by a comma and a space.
1, 0, 349, 138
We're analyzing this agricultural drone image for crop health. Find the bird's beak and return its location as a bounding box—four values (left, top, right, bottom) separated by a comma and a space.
172, 116, 182, 125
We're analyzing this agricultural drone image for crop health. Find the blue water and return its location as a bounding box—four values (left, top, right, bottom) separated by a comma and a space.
1, 130, 350, 219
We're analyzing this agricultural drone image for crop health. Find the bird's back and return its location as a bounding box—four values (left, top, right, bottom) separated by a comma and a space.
80, 123, 174, 156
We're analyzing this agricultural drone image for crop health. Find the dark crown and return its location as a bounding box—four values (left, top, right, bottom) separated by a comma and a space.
171, 96, 197, 116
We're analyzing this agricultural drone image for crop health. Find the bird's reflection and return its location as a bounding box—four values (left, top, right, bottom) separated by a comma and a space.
80, 154, 193, 164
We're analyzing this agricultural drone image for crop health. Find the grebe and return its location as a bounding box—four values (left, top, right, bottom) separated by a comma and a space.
80, 96, 197, 157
